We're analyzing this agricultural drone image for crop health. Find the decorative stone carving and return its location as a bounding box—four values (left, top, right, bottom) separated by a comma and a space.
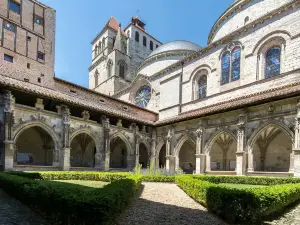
35, 98, 44, 110
266, 104, 275, 113
117, 119, 122, 127
81, 110, 90, 121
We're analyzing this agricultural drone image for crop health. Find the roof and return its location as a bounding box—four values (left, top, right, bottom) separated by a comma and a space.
155, 69, 300, 126
91, 17, 126, 44
0, 74, 157, 125
148, 40, 201, 58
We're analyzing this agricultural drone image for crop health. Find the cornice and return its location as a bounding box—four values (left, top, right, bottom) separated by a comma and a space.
88, 55, 107, 72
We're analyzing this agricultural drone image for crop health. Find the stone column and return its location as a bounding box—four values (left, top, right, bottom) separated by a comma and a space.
293, 102, 300, 177
165, 129, 174, 171
3, 91, 15, 171
102, 117, 110, 171
60, 105, 71, 171
127, 156, 135, 171
289, 152, 294, 173
135, 136, 140, 167
247, 147, 254, 172
236, 113, 247, 176
206, 155, 211, 172
150, 130, 156, 168
195, 127, 205, 174
52, 148, 60, 167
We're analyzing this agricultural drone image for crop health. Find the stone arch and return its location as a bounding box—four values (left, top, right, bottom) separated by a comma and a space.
187, 64, 212, 82
138, 138, 151, 156
247, 120, 294, 172
155, 138, 166, 168
109, 132, 132, 169
247, 121, 294, 152
70, 128, 100, 151
204, 130, 237, 171
174, 135, 196, 173
13, 121, 60, 166
109, 132, 132, 154
218, 40, 244, 60
251, 30, 291, 55
204, 130, 237, 154
14, 121, 60, 150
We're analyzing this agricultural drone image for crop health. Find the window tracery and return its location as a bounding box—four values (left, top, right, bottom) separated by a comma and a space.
198, 76, 207, 99
265, 46, 281, 79
135, 86, 151, 108
221, 43, 241, 85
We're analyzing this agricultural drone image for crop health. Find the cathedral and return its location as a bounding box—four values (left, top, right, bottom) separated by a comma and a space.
1, 0, 300, 177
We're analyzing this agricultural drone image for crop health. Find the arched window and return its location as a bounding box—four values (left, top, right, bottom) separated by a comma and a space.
221, 44, 241, 85
198, 76, 207, 99
94, 70, 99, 87
98, 41, 102, 52
94, 44, 98, 57
107, 60, 113, 77
143, 36, 147, 47
135, 31, 139, 42
118, 60, 127, 79
265, 46, 281, 79
150, 41, 153, 50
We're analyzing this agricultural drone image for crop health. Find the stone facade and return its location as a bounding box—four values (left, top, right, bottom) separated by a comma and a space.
1, 0, 300, 178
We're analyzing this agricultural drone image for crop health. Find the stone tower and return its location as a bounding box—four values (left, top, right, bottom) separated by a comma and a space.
89, 16, 162, 96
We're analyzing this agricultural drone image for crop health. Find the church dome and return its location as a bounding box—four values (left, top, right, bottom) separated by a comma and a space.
148, 40, 201, 58
137, 40, 201, 76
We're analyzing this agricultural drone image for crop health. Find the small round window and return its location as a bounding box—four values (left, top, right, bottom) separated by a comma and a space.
135, 86, 151, 108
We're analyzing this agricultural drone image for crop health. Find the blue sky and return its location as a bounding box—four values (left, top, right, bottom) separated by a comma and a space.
41, 0, 233, 87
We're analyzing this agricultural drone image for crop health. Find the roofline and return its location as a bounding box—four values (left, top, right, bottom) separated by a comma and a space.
207, 0, 247, 44
124, 23, 163, 44
54, 77, 158, 115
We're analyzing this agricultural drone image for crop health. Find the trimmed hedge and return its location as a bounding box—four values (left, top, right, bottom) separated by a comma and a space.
0, 173, 142, 225
176, 175, 300, 223
192, 175, 300, 185
7, 171, 176, 183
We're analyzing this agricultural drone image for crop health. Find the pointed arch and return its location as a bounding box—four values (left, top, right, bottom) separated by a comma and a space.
107, 59, 113, 77
204, 130, 237, 154
174, 134, 196, 157
247, 120, 294, 152
14, 121, 60, 150
118, 60, 127, 79
109, 132, 132, 155
70, 128, 100, 152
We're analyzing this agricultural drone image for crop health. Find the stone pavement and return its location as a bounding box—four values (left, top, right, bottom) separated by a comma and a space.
0, 190, 49, 225
115, 182, 227, 225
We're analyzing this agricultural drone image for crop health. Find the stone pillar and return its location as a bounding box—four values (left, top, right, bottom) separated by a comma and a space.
102, 116, 110, 171
195, 127, 205, 174
94, 146, 104, 170
166, 155, 175, 171
150, 130, 156, 167
236, 113, 247, 176
293, 102, 300, 177
3, 91, 15, 171
206, 155, 211, 172
165, 129, 173, 171
53, 148, 60, 167
247, 147, 254, 172
135, 136, 140, 167
60, 105, 71, 171
127, 155, 135, 171
289, 152, 294, 173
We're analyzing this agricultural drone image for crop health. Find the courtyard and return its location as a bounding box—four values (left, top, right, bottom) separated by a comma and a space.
1, 171, 300, 225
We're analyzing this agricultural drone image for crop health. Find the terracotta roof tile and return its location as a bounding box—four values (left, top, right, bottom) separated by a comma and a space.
107, 17, 127, 36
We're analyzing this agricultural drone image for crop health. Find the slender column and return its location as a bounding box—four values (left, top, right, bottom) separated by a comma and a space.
236, 113, 247, 176
293, 101, 300, 177
165, 129, 173, 170
3, 91, 15, 171
150, 130, 156, 167
135, 136, 140, 167
102, 117, 110, 171
206, 155, 211, 172
195, 127, 205, 174
60, 105, 71, 171
247, 147, 254, 172
289, 152, 294, 173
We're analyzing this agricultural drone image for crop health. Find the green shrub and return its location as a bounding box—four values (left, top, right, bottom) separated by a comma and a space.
0, 173, 142, 225
176, 175, 300, 223
192, 175, 300, 185
142, 175, 175, 182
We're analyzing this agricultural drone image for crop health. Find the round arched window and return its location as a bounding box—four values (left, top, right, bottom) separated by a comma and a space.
135, 86, 151, 108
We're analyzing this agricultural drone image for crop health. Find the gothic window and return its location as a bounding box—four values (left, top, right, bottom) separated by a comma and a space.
135, 31, 139, 42
150, 41, 153, 50
135, 86, 151, 108
231, 47, 241, 81
198, 76, 207, 99
94, 70, 99, 87
221, 52, 230, 85
94, 44, 98, 57
98, 41, 102, 52
265, 46, 281, 79
118, 60, 127, 79
221, 44, 241, 85
107, 60, 113, 77
143, 36, 147, 47
102, 38, 105, 49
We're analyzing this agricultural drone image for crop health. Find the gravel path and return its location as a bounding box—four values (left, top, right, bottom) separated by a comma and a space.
0, 190, 49, 225
264, 203, 300, 225
116, 182, 227, 225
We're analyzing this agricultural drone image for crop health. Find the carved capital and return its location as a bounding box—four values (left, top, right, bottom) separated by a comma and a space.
81, 110, 90, 121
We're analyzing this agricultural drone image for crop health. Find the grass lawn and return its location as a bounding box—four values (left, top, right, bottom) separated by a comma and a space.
219, 183, 267, 189
54, 180, 109, 188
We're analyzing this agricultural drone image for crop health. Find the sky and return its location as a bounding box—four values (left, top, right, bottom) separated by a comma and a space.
41, 0, 234, 87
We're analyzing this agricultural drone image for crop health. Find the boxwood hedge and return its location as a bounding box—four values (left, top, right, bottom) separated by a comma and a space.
176, 175, 300, 223
0, 172, 142, 225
